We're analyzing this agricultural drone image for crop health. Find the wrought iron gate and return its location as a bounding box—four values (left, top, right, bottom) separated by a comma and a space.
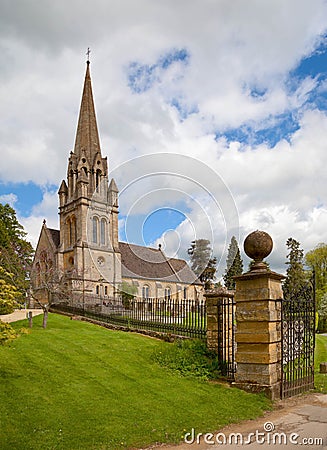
281, 274, 316, 399
217, 293, 236, 380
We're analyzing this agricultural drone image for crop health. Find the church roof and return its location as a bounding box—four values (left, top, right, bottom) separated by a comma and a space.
73, 61, 101, 162
44, 228, 200, 285
119, 242, 200, 285
48, 228, 60, 248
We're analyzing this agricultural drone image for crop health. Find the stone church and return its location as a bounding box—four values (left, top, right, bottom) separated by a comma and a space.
31, 60, 202, 309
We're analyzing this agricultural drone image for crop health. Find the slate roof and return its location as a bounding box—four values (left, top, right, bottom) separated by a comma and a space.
45, 229, 200, 285
119, 242, 200, 285
48, 228, 60, 248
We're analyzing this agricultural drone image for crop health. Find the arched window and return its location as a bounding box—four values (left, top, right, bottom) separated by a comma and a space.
104, 286, 108, 296
142, 285, 149, 299
36, 262, 41, 285
92, 217, 98, 244
68, 219, 72, 246
96, 169, 102, 192
69, 169, 74, 196
183, 287, 187, 300
96, 285, 99, 295
73, 217, 77, 243
100, 219, 106, 245
165, 287, 171, 300
69, 216, 76, 246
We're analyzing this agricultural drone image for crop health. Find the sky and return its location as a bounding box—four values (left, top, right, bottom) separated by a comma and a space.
0, 0, 327, 279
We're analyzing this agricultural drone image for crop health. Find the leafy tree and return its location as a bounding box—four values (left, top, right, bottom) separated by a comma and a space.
283, 238, 308, 299
0, 203, 34, 301
318, 293, 327, 332
0, 267, 21, 314
30, 250, 70, 328
188, 239, 217, 289
119, 281, 138, 309
0, 267, 21, 345
305, 243, 327, 307
223, 236, 243, 289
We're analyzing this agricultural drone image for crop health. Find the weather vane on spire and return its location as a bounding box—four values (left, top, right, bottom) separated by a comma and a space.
86, 47, 91, 63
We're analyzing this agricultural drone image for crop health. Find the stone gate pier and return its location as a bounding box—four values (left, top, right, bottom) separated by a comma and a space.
233, 230, 284, 400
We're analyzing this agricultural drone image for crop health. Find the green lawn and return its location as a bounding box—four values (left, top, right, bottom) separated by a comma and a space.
0, 313, 270, 450
315, 334, 327, 393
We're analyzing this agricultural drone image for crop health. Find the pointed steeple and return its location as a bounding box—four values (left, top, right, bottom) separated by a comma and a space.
73, 61, 101, 161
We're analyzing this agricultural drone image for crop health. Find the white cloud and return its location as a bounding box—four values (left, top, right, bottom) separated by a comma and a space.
1, 0, 327, 273
20, 190, 59, 248
0, 193, 18, 207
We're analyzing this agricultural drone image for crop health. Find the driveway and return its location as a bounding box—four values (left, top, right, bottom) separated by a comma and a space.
1, 309, 43, 323
148, 393, 327, 450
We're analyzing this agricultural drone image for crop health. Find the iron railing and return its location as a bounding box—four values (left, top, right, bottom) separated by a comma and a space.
52, 297, 207, 339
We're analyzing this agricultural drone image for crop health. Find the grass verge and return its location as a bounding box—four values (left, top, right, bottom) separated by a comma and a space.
152, 338, 223, 380
315, 334, 327, 393
0, 313, 270, 450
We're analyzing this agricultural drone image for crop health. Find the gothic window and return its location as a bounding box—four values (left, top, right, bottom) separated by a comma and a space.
165, 287, 171, 300
92, 217, 98, 244
69, 169, 74, 196
96, 285, 99, 295
183, 287, 187, 300
142, 285, 149, 299
73, 217, 77, 243
104, 286, 108, 296
95, 169, 102, 192
35, 262, 41, 285
68, 219, 72, 247
100, 219, 106, 245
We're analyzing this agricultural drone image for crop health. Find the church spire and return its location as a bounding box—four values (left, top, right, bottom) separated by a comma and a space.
73, 59, 101, 161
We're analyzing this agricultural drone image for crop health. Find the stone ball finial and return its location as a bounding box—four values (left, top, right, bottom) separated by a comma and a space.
244, 230, 273, 272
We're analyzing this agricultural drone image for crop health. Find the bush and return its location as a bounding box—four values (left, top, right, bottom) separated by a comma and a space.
0, 321, 17, 345
153, 339, 221, 381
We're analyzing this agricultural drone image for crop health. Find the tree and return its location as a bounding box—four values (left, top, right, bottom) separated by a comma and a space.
0, 203, 34, 301
223, 236, 243, 289
30, 250, 70, 328
283, 238, 308, 299
188, 239, 217, 289
119, 281, 138, 309
0, 267, 21, 344
305, 243, 327, 307
317, 293, 327, 332
0, 267, 21, 314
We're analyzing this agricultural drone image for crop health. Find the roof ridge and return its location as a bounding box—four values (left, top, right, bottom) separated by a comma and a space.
119, 241, 160, 252
162, 252, 182, 282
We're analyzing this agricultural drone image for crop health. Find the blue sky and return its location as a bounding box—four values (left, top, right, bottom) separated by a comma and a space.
120, 207, 189, 246
0, 0, 327, 276
0, 183, 56, 217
